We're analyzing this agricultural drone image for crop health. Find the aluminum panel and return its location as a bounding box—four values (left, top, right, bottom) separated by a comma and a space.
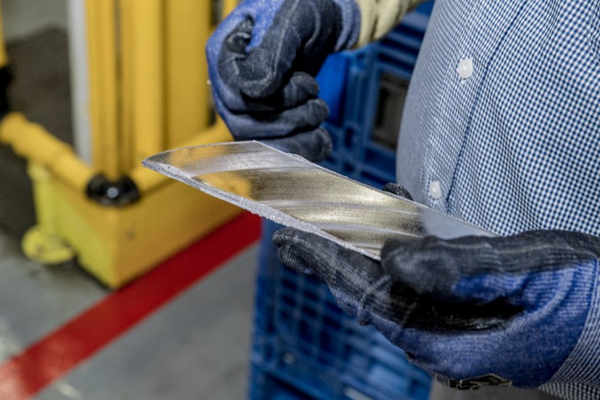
143, 141, 494, 260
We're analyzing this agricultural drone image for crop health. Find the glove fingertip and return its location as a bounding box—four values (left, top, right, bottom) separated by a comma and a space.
224, 17, 254, 55
380, 239, 455, 297
238, 47, 287, 99
272, 227, 301, 245
380, 240, 418, 281
311, 126, 333, 161
277, 245, 315, 276
262, 126, 332, 162
240, 78, 276, 100
287, 72, 320, 99
382, 183, 414, 201
274, 230, 320, 277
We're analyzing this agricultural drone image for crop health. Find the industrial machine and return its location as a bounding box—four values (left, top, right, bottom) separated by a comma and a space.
0, 0, 241, 287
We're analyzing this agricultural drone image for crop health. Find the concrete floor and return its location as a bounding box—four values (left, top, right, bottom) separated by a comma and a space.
0, 222, 258, 400
0, 226, 105, 364
36, 244, 259, 400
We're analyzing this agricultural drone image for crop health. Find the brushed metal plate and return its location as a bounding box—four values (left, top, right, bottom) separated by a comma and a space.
143, 141, 494, 260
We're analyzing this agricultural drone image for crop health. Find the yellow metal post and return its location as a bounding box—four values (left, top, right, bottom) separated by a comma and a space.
130, 119, 233, 193
118, 0, 134, 172
86, 0, 121, 179
119, 0, 165, 169
165, 0, 212, 148
0, 0, 246, 287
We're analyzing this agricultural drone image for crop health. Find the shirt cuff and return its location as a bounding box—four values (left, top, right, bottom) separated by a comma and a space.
547, 265, 600, 387
352, 0, 423, 48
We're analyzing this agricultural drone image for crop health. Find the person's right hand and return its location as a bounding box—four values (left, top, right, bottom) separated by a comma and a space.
273, 222, 600, 390
206, 0, 360, 162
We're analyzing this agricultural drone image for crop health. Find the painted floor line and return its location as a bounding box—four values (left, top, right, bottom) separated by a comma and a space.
0, 212, 261, 400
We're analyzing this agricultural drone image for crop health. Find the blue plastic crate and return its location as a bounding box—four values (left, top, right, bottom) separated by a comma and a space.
250, 221, 432, 400
317, 47, 372, 174
250, 365, 314, 400
316, 54, 350, 127
326, 1, 434, 188
250, 3, 435, 399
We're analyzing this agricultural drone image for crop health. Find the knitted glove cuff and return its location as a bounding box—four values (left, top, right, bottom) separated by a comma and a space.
331, 0, 361, 51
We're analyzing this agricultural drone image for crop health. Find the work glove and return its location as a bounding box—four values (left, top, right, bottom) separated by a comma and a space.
273, 223, 600, 390
206, 0, 360, 162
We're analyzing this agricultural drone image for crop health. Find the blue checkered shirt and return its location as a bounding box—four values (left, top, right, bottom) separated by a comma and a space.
397, 1, 600, 399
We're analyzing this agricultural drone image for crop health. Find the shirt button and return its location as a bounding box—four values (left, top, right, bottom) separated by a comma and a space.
429, 181, 442, 200
456, 57, 473, 79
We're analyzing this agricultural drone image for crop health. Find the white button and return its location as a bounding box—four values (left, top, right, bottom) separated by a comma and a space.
456, 58, 473, 79
429, 181, 442, 200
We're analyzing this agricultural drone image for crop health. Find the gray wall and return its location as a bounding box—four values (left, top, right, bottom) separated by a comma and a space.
2, 0, 68, 41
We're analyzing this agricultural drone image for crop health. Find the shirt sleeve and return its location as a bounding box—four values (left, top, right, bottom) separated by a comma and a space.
353, 0, 425, 47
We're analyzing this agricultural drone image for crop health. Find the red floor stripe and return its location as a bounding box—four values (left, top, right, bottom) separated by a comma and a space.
0, 212, 261, 400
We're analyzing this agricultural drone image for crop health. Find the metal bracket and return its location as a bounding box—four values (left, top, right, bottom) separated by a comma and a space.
436, 374, 512, 391
86, 174, 140, 207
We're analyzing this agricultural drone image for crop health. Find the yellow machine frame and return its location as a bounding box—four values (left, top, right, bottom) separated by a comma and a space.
0, 0, 243, 287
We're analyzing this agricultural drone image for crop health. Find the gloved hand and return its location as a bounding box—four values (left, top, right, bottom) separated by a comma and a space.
273, 227, 600, 390
206, 0, 360, 162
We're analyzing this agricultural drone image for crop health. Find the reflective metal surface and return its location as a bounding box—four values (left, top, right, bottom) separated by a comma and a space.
143, 141, 494, 260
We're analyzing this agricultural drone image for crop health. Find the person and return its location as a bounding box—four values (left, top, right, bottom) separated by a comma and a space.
206, 1, 600, 399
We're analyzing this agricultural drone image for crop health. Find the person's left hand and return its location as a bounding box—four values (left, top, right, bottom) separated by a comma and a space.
273, 227, 600, 390
205, 0, 360, 162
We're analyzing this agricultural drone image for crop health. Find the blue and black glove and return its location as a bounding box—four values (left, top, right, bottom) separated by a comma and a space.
206, 0, 360, 162
273, 222, 600, 391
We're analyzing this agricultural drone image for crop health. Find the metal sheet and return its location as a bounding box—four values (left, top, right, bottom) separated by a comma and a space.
143, 141, 495, 260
